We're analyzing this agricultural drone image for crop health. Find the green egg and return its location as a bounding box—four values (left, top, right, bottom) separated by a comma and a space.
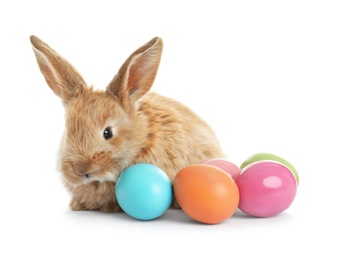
240, 152, 299, 185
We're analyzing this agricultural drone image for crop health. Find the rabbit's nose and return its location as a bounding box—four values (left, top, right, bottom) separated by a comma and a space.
72, 160, 91, 175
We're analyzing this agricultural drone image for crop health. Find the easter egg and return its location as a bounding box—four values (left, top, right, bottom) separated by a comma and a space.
116, 163, 173, 220
202, 158, 241, 180
240, 152, 299, 184
173, 164, 239, 224
236, 161, 297, 218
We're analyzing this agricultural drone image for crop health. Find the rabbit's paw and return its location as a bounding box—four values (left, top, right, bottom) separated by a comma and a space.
99, 202, 121, 213
70, 199, 87, 211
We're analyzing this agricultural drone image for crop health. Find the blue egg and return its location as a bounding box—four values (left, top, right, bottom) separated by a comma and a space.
116, 163, 173, 220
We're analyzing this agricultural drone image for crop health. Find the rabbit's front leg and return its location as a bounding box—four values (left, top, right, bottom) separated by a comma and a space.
69, 182, 121, 212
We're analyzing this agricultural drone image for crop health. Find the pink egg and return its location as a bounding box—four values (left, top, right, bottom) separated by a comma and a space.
202, 158, 241, 180
236, 161, 297, 217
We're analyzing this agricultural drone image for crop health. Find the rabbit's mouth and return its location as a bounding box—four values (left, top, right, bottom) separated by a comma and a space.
61, 158, 120, 187
81, 169, 119, 184
61, 168, 119, 188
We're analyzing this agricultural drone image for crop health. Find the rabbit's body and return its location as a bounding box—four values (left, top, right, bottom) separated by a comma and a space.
30, 36, 225, 212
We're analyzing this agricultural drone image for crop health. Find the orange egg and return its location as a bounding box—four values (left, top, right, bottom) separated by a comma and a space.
173, 164, 239, 224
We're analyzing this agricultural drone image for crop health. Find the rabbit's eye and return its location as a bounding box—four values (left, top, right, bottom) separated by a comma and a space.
103, 127, 113, 140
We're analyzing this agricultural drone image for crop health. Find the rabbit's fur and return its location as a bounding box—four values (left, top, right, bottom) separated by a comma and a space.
30, 36, 225, 212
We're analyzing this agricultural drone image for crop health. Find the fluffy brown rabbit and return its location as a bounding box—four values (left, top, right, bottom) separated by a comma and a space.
30, 35, 226, 212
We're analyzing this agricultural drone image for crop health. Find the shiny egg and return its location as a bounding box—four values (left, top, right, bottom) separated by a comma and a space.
116, 163, 173, 220
236, 161, 297, 218
173, 164, 239, 224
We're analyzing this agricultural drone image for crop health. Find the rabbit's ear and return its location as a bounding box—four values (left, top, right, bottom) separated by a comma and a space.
106, 37, 163, 109
30, 35, 87, 104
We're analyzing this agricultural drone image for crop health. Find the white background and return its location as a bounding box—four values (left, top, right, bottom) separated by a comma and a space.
1, 1, 339, 259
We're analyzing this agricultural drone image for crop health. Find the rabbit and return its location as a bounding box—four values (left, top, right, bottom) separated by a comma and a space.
30, 35, 226, 212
